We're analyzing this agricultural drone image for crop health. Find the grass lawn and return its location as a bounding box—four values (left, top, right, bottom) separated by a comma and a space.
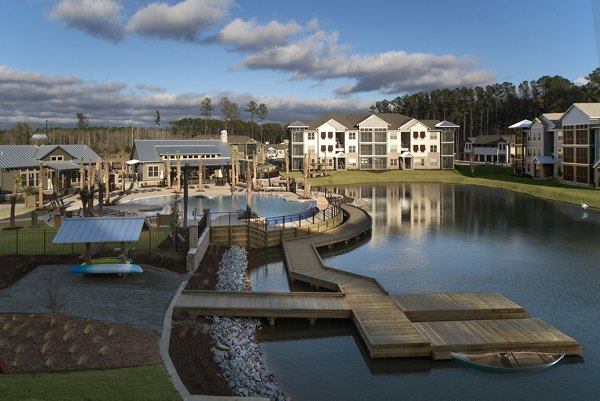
0, 365, 181, 400
287, 165, 600, 209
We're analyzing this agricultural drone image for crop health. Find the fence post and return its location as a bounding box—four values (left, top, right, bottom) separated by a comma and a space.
44, 230, 46, 255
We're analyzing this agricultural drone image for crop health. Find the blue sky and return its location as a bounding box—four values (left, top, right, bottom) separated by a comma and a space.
0, 0, 597, 128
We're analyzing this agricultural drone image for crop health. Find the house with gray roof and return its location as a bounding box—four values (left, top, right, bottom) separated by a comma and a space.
0, 144, 102, 195
130, 138, 232, 186
464, 135, 514, 165
286, 113, 458, 171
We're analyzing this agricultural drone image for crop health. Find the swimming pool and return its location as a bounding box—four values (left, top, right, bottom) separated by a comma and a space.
125, 193, 315, 219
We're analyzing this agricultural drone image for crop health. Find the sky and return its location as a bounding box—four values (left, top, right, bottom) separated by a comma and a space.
0, 0, 598, 129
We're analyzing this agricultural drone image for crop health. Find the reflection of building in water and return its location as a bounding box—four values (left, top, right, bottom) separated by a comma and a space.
335, 184, 455, 233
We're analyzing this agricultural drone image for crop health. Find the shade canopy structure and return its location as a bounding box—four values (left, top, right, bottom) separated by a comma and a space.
125, 159, 140, 165
53, 217, 146, 244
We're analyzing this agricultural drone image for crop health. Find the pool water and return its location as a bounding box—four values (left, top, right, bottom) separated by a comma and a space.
126, 194, 314, 219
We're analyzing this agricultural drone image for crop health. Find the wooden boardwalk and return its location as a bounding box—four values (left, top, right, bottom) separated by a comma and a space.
284, 205, 431, 358
179, 203, 583, 360
282, 204, 582, 359
176, 290, 351, 321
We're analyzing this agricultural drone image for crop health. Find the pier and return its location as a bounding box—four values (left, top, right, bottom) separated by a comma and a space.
176, 204, 583, 360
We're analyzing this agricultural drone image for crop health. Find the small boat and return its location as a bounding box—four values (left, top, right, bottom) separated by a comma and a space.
71, 263, 143, 274
450, 351, 565, 373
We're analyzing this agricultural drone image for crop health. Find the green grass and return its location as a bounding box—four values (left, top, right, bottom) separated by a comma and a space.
0, 227, 172, 255
287, 166, 600, 209
0, 365, 181, 401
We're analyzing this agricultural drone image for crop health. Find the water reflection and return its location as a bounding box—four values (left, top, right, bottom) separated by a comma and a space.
249, 183, 600, 401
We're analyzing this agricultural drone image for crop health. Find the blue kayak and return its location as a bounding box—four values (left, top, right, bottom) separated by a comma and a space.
71, 263, 143, 274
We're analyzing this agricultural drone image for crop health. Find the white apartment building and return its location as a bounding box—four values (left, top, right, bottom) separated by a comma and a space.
287, 113, 458, 171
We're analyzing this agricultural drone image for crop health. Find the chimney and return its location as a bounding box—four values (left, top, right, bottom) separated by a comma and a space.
220, 130, 228, 143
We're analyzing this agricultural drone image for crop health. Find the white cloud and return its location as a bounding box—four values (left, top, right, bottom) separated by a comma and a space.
0, 66, 371, 128
573, 76, 589, 86
243, 31, 494, 94
50, 0, 125, 42
206, 18, 304, 51
125, 0, 232, 41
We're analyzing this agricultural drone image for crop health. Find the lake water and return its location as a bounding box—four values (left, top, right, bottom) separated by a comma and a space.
125, 193, 312, 219
249, 183, 600, 401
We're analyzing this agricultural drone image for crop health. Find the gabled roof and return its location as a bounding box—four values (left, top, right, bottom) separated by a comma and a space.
436, 120, 460, 128
287, 120, 308, 128
132, 140, 232, 163
532, 156, 555, 165
419, 120, 443, 130
508, 119, 532, 129
466, 135, 513, 145
0, 144, 101, 169
570, 103, 600, 118
304, 113, 372, 130
376, 113, 414, 129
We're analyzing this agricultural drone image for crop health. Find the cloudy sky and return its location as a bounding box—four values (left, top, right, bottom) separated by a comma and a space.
0, 0, 598, 128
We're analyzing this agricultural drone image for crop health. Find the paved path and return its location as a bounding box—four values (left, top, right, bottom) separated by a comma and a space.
0, 264, 187, 333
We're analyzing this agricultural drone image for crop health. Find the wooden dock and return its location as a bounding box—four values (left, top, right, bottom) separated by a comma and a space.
393, 292, 528, 321
176, 290, 351, 322
179, 203, 583, 360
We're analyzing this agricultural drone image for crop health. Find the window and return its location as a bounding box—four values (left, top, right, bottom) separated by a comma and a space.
430, 145, 438, 153
349, 132, 356, 140
420, 145, 426, 152
420, 131, 426, 139
413, 132, 418, 139
390, 159, 398, 166
328, 132, 333, 139
349, 145, 356, 153
413, 145, 419, 152
328, 145, 333, 152
293, 132, 303, 142
429, 132, 438, 140
321, 132, 326, 139
360, 144, 373, 155
375, 144, 387, 155
390, 146, 397, 153
360, 131, 372, 142
148, 165, 159, 178
390, 133, 397, 140
50, 155, 64, 161
307, 132, 315, 141
321, 145, 326, 152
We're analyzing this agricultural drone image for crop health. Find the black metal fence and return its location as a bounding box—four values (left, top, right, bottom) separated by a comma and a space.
0, 227, 172, 256
205, 186, 343, 231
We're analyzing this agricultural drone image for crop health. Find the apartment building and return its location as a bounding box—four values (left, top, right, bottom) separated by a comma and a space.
287, 113, 458, 171
509, 103, 600, 186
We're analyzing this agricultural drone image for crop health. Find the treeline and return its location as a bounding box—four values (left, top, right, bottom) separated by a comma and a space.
0, 119, 286, 155
372, 68, 600, 144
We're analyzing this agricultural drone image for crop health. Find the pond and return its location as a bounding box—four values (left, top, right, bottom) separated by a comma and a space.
249, 183, 600, 401
124, 193, 314, 219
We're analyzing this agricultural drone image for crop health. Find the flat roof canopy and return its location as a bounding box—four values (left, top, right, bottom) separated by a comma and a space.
53, 217, 146, 244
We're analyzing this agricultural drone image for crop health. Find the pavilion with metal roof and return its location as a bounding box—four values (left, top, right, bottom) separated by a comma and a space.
53, 217, 147, 263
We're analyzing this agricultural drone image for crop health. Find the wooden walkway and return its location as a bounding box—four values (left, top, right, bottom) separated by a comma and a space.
283, 204, 431, 358
176, 290, 351, 321
178, 203, 583, 360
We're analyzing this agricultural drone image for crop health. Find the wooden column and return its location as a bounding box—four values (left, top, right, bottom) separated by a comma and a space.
176, 151, 181, 193
253, 153, 257, 190
38, 165, 44, 209
303, 153, 310, 198
246, 162, 252, 214
285, 149, 290, 191
197, 156, 204, 192
104, 159, 110, 204
79, 158, 84, 191
166, 153, 171, 189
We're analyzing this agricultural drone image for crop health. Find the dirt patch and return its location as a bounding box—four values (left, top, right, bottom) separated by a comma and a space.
0, 255, 80, 290
0, 313, 159, 373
